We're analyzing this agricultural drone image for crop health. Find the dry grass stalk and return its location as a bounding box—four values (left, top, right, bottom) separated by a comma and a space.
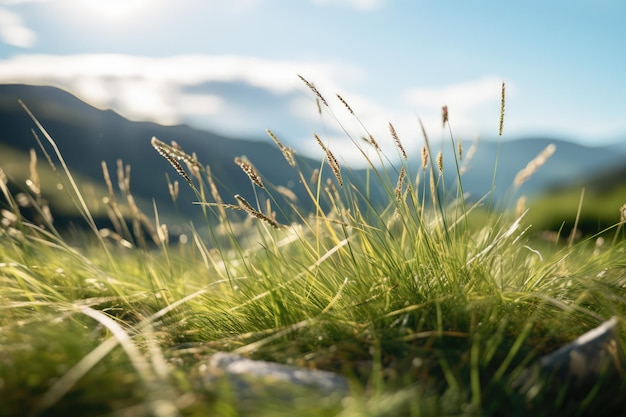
101, 161, 117, 205
151, 137, 203, 172
442, 105, 449, 127
188, 152, 203, 183
26, 149, 52, 225
266, 129, 296, 167
0, 168, 13, 212
418, 117, 431, 149
111, 158, 159, 245
389, 123, 407, 161
116, 159, 131, 194
421, 147, 428, 170
150, 137, 197, 191
324, 178, 342, 212
459, 138, 479, 175
126, 184, 159, 246
157, 223, 169, 245
99, 228, 133, 248
235, 194, 284, 229
436, 151, 443, 173
314, 134, 343, 187
395, 166, 406, 203
621, 203, 626, 223
310, 168, 320, 187
515, 195, 527, 219
265, 199, 277, 224
298, 75, 328, 108
513, 144, 556, 187
127, 194, 145, 247
234, 156, 265, 189
429, 169, 437, 206
27, 149, 41, 197
206, 165, 226, 220
336, 94, 354, 115
499, 82, 506, 136
275, 185, 298, 202
367, 134, 381, 151
168, 180, 179, 202
101, 161, 124, 236
458, 140, 463, 161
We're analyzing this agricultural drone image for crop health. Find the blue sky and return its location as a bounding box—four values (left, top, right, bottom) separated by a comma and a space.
0, 0, 624, 162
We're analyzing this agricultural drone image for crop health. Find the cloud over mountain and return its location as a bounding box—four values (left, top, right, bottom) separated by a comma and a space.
0, 53, 510, 165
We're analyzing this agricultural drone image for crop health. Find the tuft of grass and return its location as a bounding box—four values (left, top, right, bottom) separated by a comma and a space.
0, 84, 625, 417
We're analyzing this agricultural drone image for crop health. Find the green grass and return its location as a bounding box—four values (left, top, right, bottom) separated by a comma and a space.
527, 180, 626, 238
1, 85, 626, 417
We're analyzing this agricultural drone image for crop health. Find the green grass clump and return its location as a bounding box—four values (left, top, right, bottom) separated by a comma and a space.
1, 82, 626, 417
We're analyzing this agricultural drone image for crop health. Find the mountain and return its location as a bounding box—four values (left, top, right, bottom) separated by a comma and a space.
1, 84, 624, 236
440, 136, 626, 205
0, 84, 327, 233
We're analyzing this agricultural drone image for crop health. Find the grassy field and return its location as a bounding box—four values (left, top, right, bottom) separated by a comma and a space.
1, 83, 625, 417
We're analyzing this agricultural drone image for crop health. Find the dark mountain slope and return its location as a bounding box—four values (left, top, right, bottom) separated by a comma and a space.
0, 84, 326, 230
1, 84, 624, 236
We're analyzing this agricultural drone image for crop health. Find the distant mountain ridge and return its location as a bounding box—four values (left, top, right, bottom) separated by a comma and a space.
0, 84, 329, 229
439, 136, 626, 205
0, 84, 624, 232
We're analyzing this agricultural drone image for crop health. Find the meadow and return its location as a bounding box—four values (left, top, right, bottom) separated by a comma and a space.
1, 80, 625, 417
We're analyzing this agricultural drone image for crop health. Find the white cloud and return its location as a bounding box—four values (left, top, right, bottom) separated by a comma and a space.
0, 7, 36, 47
0, 53, 359, 130
310, 0, 386, 11
0, 53, 514, 166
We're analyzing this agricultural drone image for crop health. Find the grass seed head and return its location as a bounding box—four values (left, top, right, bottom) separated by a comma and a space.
429, 169, 437, 205
298, 74, 328, 108
266, 129, 296, 167
206, 165, 226, 219
235, 194, 284, 229
234, 156, 265, 189
310, 168, 320, 186
150, 136, 198, 192
395, 166, 406, 203
336, 94, 354, 115
275, 185, 298, 202
513, 143, 556, 187
168, 180, 179, 202
27, 149, 40, 196
314, 134, 343, 187
389, 122, 407, 161
499, 81, 506, 136
421, 146, 428, 170
367, 134, 381, 151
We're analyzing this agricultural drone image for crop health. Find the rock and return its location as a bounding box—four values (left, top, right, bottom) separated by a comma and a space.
201, 352, 349, 405
514, 316, 625, 401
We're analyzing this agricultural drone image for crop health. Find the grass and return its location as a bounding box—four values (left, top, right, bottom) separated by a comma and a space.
1, 80, 626, 417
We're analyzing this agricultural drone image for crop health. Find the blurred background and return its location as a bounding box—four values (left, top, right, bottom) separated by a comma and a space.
0, 0, 624, 237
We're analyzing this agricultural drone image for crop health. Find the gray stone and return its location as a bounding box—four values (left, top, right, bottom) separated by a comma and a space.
202, 352, 349, 404
515, 316, 625, 400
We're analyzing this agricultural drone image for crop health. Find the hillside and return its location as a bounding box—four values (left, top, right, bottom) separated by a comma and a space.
0, 84, 326, 232
1, 84, 625, 236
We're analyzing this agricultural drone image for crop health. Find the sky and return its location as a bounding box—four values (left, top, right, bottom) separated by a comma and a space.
0, 0, 624, 163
